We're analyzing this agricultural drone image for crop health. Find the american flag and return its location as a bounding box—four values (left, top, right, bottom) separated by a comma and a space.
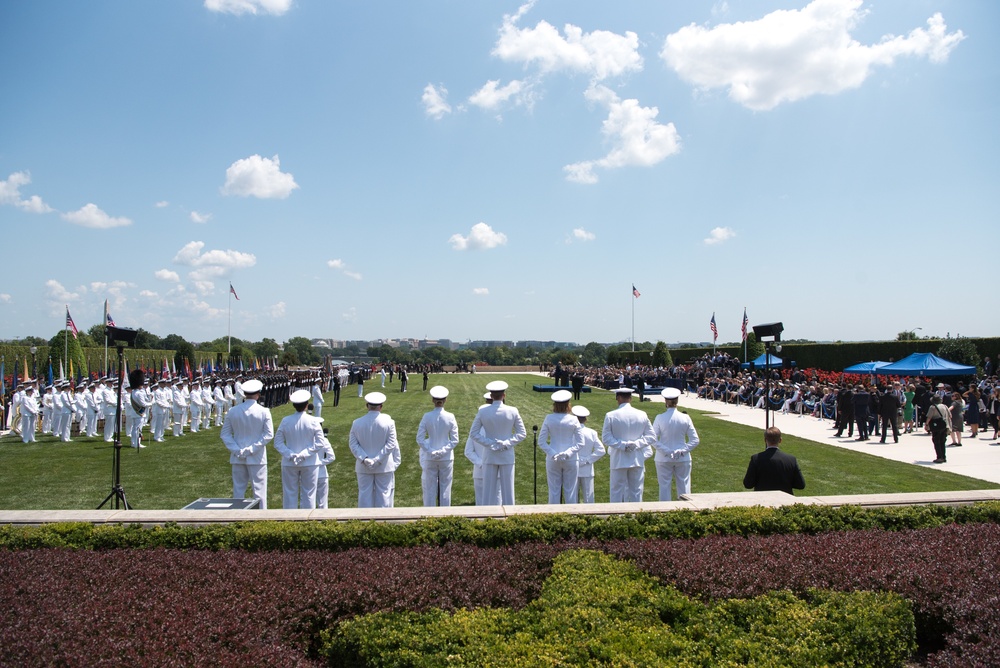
66, 306, 79, 339
741, 308, 748, 341
632, 284, 641, 298
710, 313, 718, 341
229, 282, 240, 300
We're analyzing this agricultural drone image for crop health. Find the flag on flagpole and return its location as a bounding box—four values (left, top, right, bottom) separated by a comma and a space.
65, 306, 79, 339
229, 282, 240, 300
23, 358, 29, 381
104, 299, 116, 327
741, 308, 749, 341
632, 284, 641, 298
59, 359, 65, 381
710, 313, 718, 341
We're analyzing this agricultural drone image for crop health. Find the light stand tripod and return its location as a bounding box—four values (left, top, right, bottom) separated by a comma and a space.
98, 326, 139, 510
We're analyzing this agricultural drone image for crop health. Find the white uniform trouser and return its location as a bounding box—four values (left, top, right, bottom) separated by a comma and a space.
127, 416, 142, 448
232, 463, 267, 509
546, 457, 579, 504
473, 466, 502, 505
59, 412, 73, 441
483, 463, 514, 506
151, 407, 167, 441
189, 405, 201, 432
421, 460, 453, 507
172, 410, 184, 437
316, 469, 329, 509
313, 400, 323, 419
281, 465, 318, 509
86, 410, 99, 437
214, 402, 226, 426
21, 414, 37, 442
357, 471, 394, 508
104, 410, 116, 441
202, 404, 212, 430
609, 466, 644, 503
656, 459, 692, 501
578, 476, 596, 503
42, 409, 52, 434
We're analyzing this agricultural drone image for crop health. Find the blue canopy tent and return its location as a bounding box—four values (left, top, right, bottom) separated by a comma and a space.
878, 352, 976, 377
742, 353, 782, 369
843, 361, 892, 374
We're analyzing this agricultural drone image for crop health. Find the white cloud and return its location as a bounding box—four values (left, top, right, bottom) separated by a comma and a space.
155, 269, 181, 282
472, 287, 490, 296
449, 222, 508, 251
268, 301, 286, 318
327, 258, 362, 281
570, 227, 596, 242
172, 241, 256, 284
0, 171, 53, 213
661, 0, 965, 111
139, 289, 158, 299
44, 279, 81, 303
204, 0, 291, 16
221, 154, 299, 199
190, 211, 212, 224
704, 226, 736, 245
468, 79, 532, 111
61, 203, 132, 229
0, 293, 11, 303
155, 201, 169, 208
342, 307, 358, 323
564, 85, 681, 184
422, 83, 452, 120
493, 2, 642, 81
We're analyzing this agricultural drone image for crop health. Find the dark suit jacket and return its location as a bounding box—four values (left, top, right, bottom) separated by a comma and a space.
879, 392, 900, 417
743, 447, 806, 495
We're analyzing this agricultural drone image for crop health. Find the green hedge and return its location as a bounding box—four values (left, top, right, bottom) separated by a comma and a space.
321, 549, 916, 668
3, 501, 1000, 552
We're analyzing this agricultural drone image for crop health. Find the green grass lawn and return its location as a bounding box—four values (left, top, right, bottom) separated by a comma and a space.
0, 373, 994, 510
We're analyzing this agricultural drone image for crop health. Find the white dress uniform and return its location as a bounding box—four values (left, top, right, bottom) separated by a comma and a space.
470, 382, 527, 506
311, 383, 324, 419
575, 420, 606, 504
348, 394, 400, 508
416, 388, 459, 507
171, 383, 187, 437
189, 383, 203, 432
151, 383, 171, 441
20, 390, 39, 443
125, 387, 152, 448
463, 399, 500, 506
213, 384, 226, 426
538, 407, 583, 504
201, 385, 214, 429
41, 387, 54, 434
602, 392, 655, 503
651, 397, 700, 501
102, 383, 118, 441
315, 429, 335, 510
84, 387, 100, 437
220, 381, 273, 509
59, 387, 75, 442
273, 401, 327, 509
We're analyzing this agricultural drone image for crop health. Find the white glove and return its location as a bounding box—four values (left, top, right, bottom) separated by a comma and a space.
362, 458, 375, 468
623, 442, 635, 452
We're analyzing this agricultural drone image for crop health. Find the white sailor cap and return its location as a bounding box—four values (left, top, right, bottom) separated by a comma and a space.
614, 387, 634, 395
485, 380, 508, 392
550, 389, 572, 403
483, 392, 492, 400
290, 389, 310, 404
661, 387, 681, 400
571, 405, 590, 417
242, 379, 263, 394
365, 391, 387, 405
429, 385, 449, 399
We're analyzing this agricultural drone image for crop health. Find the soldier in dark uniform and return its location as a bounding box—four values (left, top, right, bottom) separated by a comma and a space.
834, 384, 854, 438
571, 371, 585, 401
853, 385, 871, 441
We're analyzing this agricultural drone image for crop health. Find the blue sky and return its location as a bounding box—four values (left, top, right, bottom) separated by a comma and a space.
1, 0, 995, 347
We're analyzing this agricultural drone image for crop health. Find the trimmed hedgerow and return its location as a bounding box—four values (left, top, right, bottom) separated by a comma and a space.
321, 549, 916, 668
3, 501, 1000, 551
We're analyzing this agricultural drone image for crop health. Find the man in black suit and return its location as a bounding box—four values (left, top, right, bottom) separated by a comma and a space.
743, 427, 806, 495
852, 385, 871, 441
878, 388, 901, 443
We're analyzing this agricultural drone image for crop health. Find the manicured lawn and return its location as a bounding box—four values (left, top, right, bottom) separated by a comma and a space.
0, 373, 994, 510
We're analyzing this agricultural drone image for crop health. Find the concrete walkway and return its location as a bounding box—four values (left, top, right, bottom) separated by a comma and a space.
676, 394, 1000, 485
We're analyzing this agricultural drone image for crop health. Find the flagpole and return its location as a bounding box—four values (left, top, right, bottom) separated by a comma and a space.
64, 305, 69, 375
103, 300, 109, 376
227, 284, 232, 354
743, 306, 748, 363
631, 283, 635, 353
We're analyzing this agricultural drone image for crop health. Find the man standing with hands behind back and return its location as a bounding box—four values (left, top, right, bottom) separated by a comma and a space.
471, 380, 526, 506
602, 388, 655, 502
221, 379, 273, 509
743, 427, 806, 495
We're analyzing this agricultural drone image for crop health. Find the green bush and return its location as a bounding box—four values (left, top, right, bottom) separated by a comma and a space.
320, 550, 916, 667
2, 501, 1000, 551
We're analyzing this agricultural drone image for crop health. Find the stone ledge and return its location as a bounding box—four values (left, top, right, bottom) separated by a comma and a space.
2, 490, 1000, 526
